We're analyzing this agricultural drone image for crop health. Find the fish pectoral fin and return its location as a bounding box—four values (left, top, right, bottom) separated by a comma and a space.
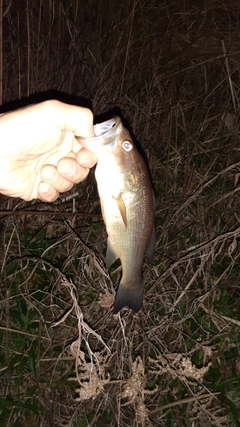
113, 194, 127, 227
147, 227, 156, 264
106, 239, 119, 269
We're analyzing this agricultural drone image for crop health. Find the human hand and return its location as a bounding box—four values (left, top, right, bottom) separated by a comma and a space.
0, 100, 96, 201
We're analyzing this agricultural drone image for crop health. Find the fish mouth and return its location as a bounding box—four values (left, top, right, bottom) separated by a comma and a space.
94, 116, 121, 143
76, 116, 122, 155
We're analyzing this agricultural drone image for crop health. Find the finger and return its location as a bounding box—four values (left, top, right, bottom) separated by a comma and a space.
38, 181, 59, 202
57, 157, 90, 183
76, 148, 97, 168
41, 164, 74, 192
42, 100, 95, 137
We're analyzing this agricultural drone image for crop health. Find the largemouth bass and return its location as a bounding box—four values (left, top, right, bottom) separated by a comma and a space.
77, 116, 155, 313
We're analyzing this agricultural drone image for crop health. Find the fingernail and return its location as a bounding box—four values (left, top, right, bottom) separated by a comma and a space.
45, 170, 57, 183
40, 183, 51, 194
61, 164, 75, 177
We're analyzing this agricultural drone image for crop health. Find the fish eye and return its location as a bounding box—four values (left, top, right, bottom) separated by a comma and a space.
122, 141, 133, 152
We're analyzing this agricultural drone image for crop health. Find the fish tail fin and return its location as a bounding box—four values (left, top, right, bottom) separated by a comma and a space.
114, 282, 143, 314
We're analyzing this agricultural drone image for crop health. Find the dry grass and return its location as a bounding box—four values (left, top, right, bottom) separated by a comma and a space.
0, 0, 240, 426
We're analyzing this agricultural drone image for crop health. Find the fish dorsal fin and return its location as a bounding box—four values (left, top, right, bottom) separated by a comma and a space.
113, 194, 127, 227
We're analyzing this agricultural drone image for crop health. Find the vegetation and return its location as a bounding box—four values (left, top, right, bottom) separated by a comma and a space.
0, 0, 240, 426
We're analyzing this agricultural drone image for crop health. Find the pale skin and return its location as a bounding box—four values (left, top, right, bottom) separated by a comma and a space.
0, 100, 97, 202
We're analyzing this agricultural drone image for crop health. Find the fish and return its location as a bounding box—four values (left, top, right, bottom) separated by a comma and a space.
76, 116, 155, 313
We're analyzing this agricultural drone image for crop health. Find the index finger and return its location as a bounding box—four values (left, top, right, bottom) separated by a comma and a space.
41, 100, 95, 137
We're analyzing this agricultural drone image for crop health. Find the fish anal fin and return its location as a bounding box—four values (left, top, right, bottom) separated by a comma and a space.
147, 227, 156, 264
113, 194, 127, 227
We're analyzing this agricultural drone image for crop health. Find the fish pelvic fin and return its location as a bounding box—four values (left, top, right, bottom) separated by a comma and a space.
114, 282, 143, 314
113, 194, 127, 227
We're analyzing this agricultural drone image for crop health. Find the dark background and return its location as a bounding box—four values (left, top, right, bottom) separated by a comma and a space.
0, 1, 240, 426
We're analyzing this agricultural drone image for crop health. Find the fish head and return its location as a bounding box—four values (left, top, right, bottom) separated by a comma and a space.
77, 116, 137, 163
96, 118, 142, 175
